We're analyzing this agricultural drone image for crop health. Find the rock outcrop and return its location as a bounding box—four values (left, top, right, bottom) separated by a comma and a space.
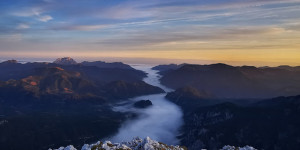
50, 137, 186, 150
50, 137, 257, 150
53, 57, 77, 65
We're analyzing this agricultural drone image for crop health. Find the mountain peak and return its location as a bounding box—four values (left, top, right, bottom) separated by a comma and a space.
50, 137, 186, 150
53, 57, 77, 65
1, 59, 18, 64
50, 136, 256, 150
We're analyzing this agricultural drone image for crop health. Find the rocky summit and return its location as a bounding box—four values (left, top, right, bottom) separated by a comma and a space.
53, 57, 77, 65
50, 137, 186, 150
50, 137, 256, 150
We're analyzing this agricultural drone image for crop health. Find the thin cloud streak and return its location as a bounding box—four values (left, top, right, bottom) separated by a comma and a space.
38, 15, 52, 22
17, 23, 30, 29
93, 26, 290, 46
0, 0, 300, 65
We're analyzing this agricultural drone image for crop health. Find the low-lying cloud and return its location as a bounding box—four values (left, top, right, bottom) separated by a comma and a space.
110, 66, 183, 145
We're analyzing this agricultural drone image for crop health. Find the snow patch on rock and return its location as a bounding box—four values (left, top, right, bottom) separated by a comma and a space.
221, 145, 257, 150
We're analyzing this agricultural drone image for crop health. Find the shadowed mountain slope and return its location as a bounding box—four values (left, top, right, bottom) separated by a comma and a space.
0, 58, 146, 83
160, 63, 300, 98
168, 94, 300, 150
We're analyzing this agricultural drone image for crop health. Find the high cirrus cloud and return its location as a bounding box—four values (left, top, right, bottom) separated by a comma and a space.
52, 24, 106, 31
0, 0, 300, 65
10, 7, 52, 22
38, 15, 53, 22
17, 23, 30, 29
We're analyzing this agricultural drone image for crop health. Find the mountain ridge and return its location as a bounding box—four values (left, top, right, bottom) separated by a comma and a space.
50, 136, 256, 150
158, 63, 300, 98
166, 94, 300, 150
0, 67, 164, 103
53, 57, 78, 65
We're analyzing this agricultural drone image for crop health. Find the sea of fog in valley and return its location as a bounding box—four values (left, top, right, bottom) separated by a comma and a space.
0, 58, 185, 145
109, 65, 184, 145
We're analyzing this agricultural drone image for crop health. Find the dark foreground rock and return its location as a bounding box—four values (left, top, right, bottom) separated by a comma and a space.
0, 103, 128, 150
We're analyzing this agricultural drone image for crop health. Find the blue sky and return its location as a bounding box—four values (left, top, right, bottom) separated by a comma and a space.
0, 0, 300, 65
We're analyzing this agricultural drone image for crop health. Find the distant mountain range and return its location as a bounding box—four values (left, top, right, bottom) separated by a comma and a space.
0, 58, 145, 82
0, 59, 164, 103
156, 63, 300, 98
1, 60, 300, 150
152, 64, 184, 75
53, 57, 135, 70
81, 61, 135, 70
0, 58, 164, 150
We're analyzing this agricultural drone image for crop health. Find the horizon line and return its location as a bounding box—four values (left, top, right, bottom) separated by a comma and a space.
1, 56, 299, 67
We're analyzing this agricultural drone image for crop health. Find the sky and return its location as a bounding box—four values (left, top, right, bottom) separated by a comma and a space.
0, 0, 300, 66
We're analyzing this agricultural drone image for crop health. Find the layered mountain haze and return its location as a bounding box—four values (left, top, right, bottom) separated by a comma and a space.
0, 58, 146, 83
152, 64, 185, 75
158, 63, 300, 99
1, 60, 18, 64
81, 61, 135, 70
